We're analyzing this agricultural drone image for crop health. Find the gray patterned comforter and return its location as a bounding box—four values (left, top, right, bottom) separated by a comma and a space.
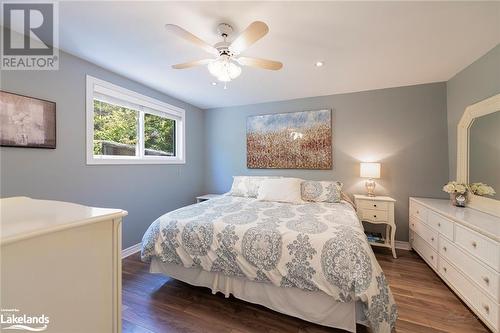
141, 195, 397, 333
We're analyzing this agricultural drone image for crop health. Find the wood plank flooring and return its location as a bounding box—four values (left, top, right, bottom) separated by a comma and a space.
122, 248, 489, 333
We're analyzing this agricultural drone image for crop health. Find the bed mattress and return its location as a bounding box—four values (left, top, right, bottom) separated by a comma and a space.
141, 195, 397, 333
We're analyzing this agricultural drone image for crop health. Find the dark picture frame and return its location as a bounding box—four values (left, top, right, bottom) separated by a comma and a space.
0, 90, 56, 149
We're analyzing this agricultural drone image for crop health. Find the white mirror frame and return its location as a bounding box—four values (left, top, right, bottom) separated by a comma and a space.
457, 93, 500, 217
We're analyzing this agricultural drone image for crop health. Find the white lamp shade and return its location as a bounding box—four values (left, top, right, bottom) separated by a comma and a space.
360, 162, 381, 179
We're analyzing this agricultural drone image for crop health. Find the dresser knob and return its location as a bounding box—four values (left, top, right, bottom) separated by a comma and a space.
431, 237, 435, 241
443, 267, 447, 272
430, 255, 434, 260
483, 304, 490, 313
438, 223, 441, 227
483, 276, 490, 285
416, 210, 419, 214
373, 215, 377, 218
443, 246, 447, 251
472, 241, 477, 248
411, 223, 415, 227
373, 204, 377, 207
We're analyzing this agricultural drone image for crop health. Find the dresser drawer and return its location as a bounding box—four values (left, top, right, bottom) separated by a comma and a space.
358, 200, 389, 211
360, 209, 388, 222
455, 224, 500, 271
409, 201, 428, 222
427, 211, 454, 240
412, 232, 437, 270
410, 217, 438, 250
440, 236, 499, 302
439, 257, 499, 331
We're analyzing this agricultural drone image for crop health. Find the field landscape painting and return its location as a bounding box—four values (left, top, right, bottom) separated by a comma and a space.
247, 109, 332, 169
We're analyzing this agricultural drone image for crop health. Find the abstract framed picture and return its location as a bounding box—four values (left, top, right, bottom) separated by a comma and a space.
247, 109, 332, 169
0, 91, 56, 148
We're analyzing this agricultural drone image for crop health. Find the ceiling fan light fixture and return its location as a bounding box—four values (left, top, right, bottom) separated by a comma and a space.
208, 56, 242, 82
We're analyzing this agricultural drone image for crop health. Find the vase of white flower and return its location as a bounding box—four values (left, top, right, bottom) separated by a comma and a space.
442, 181, 469, 207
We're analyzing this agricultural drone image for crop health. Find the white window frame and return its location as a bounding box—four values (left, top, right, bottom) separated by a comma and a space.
86, 75, 185, 165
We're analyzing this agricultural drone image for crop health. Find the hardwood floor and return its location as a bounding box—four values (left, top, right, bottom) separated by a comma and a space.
122, 248, 489, 333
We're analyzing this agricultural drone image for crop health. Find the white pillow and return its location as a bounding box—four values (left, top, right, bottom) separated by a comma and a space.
257, 178, 304, 204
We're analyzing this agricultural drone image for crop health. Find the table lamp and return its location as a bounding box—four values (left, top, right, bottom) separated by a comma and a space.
360, 162, 381, 196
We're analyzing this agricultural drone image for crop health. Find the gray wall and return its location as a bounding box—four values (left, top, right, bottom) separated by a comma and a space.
204, 83, 449, 241
0, 50, 205, 249
446, 44, 500, 179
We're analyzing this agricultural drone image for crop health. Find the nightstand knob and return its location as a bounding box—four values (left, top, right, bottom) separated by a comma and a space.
373, 204, 377, 208
443, 267, 447, 272
373, 215, 377, 218
483, 276, 490, 285
443, 246, 447, 251
483, 304, 490, 313
430, 255, 434, 260
438, 223, 441, 227
472, 241, 477, 248
431, 237, 435, 242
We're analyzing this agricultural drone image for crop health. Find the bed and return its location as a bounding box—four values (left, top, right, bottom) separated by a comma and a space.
141, 194, 397, 333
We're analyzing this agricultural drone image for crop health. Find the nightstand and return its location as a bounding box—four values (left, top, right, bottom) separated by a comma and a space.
196, 194, 221, 203
354, 194, 397, 258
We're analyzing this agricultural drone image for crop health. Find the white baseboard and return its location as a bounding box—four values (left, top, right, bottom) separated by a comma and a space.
122, 242, 141, 259
395, 241, 411, 250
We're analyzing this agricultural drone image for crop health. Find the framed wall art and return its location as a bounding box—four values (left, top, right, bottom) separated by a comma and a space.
0, 91, 56, 148
247, 109, 332, 169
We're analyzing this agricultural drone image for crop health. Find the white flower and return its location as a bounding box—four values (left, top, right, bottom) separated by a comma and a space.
455, 184, 467, 194
470, 182, 496, 196
443, 183, 455, 193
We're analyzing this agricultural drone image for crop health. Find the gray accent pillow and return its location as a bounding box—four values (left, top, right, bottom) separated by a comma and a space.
301, 181, 343, 203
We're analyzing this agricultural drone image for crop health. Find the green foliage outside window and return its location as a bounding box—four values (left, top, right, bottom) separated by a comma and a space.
93, 99, 175, 156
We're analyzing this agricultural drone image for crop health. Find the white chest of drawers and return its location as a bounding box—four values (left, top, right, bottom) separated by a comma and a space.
409, 197, 500, 332
1, 197, 127, 333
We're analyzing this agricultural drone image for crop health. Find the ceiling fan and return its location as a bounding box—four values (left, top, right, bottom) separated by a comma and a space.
165, 21, 283, 85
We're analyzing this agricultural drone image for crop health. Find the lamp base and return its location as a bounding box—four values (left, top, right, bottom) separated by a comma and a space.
365, 179, 376, 197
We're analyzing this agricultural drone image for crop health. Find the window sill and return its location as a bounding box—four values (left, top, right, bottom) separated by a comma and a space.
86, 157, 186, 165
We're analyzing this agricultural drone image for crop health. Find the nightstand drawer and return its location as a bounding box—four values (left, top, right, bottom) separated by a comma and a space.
358, 200, 389, 211
361, 209, 388, 222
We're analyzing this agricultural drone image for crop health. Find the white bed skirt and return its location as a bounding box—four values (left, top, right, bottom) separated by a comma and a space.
150, 258, 368, 333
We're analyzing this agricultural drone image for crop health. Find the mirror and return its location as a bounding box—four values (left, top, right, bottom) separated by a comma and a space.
469, 111, 500, 200
457, 93, 500, 217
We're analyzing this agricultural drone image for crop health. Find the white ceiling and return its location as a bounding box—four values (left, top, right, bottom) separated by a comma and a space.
57, 1, 499, 109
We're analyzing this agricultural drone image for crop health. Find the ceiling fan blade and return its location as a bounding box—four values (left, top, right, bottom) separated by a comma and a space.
237, 57, 283, 70
230, 21, 269, 55
165, 24, 219, 56
172, 59, 213, 69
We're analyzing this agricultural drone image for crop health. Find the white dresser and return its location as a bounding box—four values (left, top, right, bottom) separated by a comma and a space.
0, 197, 127, 333
409, 197, 500, 332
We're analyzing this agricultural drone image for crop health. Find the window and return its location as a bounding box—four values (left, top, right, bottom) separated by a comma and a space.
86, 76, 185, 164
